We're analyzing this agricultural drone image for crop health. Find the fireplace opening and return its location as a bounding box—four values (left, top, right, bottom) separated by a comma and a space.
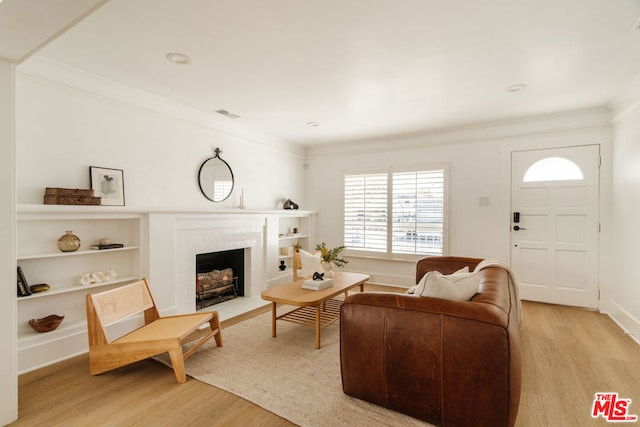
196, 248, 245, 310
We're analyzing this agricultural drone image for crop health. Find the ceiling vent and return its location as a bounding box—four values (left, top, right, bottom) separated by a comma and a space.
215, 109, 241, 119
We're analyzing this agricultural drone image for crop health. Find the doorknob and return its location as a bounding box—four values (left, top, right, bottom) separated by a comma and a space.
513, 225, 526, 231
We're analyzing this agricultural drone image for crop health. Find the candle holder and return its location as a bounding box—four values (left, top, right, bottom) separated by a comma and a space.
238, 188, 246, 209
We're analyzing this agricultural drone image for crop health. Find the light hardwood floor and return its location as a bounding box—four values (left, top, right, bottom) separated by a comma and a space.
9, 285, 640, 426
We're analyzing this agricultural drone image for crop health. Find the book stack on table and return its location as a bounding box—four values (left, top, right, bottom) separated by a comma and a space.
302, 278, 334, 291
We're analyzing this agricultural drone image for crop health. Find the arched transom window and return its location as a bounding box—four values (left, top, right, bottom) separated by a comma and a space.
523, 156, 584, 182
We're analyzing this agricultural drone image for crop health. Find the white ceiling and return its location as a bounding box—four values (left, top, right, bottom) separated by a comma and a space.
7, 0, 640, 145
0, 0, 108, 63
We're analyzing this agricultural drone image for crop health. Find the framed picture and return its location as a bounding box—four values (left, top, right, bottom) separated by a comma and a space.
90, 166, 125, 206
17, 266, 31, 297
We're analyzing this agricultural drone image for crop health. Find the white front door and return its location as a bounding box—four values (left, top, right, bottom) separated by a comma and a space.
510, 145, 600, 309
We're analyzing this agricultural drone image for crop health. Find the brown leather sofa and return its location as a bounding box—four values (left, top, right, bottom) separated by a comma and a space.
340, 256, 521, 427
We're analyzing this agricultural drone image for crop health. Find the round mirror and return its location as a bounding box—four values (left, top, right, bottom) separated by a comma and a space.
198, 148, 234, 202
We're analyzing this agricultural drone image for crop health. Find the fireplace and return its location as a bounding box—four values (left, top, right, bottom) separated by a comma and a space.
172, 213, 266, 314
196, 248, 245, 310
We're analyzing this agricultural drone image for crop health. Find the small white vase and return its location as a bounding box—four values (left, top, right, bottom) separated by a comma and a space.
321, 262, 333, 278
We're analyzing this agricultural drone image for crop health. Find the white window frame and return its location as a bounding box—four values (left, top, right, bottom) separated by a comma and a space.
343, 164, 449, 261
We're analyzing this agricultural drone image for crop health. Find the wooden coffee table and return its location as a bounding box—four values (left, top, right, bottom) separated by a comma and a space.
261, 271, 369, 349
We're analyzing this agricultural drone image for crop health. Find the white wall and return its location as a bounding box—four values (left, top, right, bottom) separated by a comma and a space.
0, 60, 18, 426
606, 97, 640, 342
305, 108, 613, 288
305, 139, 504, 286
10, 57, 310, 377
15, 59, 307, 210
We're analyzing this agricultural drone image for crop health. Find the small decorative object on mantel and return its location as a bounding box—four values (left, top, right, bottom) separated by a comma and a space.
283, 198, 299, 210
57, 230, 81, 252
44, 187, 101, 206
279, 260, 287, 271
90, 166, 125, 206
238, 188, 246, 209
28, 315, 64, 333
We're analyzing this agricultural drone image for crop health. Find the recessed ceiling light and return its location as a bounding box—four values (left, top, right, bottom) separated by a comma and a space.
306, 121, 320, 127
166, 52, 191, 65
507, 84, 527, 92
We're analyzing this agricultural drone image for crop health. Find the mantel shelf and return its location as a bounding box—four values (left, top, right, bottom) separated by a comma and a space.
17, 204, 316, 216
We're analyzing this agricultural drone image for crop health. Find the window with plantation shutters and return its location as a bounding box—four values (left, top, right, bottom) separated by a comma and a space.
344, 172, 388, 252
344, 166, 447, 257
392, 170, 444, 255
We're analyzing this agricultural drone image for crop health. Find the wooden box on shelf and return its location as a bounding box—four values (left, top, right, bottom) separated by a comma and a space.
44, 187, 101, 206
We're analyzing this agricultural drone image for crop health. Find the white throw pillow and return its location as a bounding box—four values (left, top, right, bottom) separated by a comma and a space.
298, 250, 322, 278
420, 269, 480, 301
407, 266, 469, 295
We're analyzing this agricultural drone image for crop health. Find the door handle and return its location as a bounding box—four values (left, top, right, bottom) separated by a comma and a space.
513, 225, 526, 231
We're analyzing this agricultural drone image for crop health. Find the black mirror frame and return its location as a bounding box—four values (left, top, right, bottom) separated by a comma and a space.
198, 147, 234, 202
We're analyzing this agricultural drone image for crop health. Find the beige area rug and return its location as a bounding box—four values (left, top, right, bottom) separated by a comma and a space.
156, 306, 432, 427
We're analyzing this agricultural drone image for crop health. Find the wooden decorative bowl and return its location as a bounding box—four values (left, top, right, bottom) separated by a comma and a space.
29, 315, 64, 333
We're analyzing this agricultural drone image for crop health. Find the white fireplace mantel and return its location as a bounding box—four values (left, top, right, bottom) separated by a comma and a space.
145, 209, 315, 319
174, 215, 265, 312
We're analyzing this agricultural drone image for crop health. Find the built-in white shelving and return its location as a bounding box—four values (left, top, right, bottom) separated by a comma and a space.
16, 205, 147, 374
15, 204, 316, 373
274, 214, 315, 281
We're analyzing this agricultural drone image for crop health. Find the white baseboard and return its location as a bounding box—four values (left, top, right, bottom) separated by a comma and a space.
600, 298, 640, 346
343, 269, 413, 289
18, 331, 87, 375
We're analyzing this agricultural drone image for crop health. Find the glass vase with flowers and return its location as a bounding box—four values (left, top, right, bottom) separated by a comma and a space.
315, 242, 348, 277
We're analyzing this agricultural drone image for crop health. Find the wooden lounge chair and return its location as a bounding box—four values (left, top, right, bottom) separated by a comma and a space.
85, 278, 222, 383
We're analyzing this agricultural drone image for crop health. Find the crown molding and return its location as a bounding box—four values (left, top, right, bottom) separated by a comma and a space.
16, 55, 304, 156
305, 107, 612, 157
